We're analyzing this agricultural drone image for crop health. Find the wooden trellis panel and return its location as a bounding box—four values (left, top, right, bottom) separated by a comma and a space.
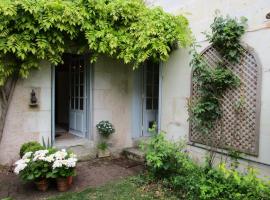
189, 45, 261, 156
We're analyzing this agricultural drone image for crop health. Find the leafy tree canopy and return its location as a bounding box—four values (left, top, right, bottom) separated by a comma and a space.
0, 0, 192, 85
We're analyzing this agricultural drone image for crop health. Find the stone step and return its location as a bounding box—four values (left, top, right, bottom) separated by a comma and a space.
122, 147, 145, 162
55, 139, 96, 162
67, 145, 96, 161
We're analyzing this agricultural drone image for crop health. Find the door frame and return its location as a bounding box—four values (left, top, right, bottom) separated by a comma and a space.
51, 54, 93, 144
131, 62, 162, 139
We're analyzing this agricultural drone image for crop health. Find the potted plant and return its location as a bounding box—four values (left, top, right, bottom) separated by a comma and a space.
96, 120, 115, 158
50, 149, 78, 192
97, 141, 110, 158
14, 149, 55, 191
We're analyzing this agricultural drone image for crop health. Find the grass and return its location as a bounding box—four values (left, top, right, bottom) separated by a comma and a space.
49, 176, 178, 200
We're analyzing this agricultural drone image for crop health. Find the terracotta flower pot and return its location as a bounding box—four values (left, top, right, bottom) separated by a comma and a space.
67, 176, 73, 186
56, 177, 69, 192
35, 179, 49, 192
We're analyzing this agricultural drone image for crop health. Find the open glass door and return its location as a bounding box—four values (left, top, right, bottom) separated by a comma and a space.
69, 56, 87, 137
142, 61, 159, 136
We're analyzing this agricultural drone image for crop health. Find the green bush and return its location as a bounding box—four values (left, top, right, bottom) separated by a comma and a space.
142, 132, 270, 200
19, 141, 44, 158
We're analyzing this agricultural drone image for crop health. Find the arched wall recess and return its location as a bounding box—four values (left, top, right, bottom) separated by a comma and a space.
189, 44, 262, 156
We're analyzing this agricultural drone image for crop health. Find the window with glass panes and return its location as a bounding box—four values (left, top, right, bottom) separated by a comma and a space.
146, 62, 159, 110
70, 58, 85, 111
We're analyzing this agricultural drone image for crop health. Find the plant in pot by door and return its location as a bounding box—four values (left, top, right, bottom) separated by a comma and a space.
50, 149, 78, 192
14, 149, 55, 192
96, 120, 115, 158
97, 141, 110, 158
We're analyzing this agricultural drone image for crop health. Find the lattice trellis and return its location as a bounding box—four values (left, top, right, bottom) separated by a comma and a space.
189, 45, 261, 156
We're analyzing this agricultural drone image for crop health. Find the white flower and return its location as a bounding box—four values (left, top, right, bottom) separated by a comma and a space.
22, 151, 32, 159
14, 158, 30, 174
52, 159, 67, 169
43, 154, 55, 163
52, 157, 77, 169
32, 150, 50, 161
14, 163, 27, 174
52, 160, 64, 169
34, 149, 49, 156
66, 158, 77, 168
53, 149, 68, 160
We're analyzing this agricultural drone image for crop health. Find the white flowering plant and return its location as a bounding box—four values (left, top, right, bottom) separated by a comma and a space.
14, 148, 78, 181
14, 148, 56, 182
96, 120, 115, 137
49, 149, 78, 178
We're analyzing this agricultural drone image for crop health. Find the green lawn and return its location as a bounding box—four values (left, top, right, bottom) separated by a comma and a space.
49, 177, 178, 200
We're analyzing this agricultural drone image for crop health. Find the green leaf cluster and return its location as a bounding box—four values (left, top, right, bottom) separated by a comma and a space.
19, 141, 44, 158
143, 133, 270, 200
0, 0, 192, 85
189, 53, 240, 134
189, 15, 244, 135
207, 15, 247, 63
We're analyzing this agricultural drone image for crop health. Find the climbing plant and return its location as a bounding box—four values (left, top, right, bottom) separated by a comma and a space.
206, 15, 247, 63
0, 0, 192, 85
188, 15, 247, 165
189, 54, 240, 134
0, 0, 192, 142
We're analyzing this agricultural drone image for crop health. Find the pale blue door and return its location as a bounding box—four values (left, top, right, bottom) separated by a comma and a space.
69, 56, 87, 138
142, 62, 159, 136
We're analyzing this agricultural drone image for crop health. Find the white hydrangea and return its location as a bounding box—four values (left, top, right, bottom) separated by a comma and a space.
43, 154, 55, 163
52, 152, 77, 169
22, 151, 32, 159
14, 158, 30, 175
53, 149, 68, 160
66, 158, 77, 168
52, 159, 64, 169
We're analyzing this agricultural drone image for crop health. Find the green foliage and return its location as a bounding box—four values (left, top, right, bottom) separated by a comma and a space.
143, 132, 270, 200
189, 14, 244, 137
141, 130, 196, 179
19, 141, 44, 158
19, 148, 57, 182
97, 141, 108, 151
198, 164, 270, 200
49, 177, 178, 200
0, 0, 192, 85
189, 53, 240, 134
20, 158, 51, 182
206, 14, 247, 63
49, 166, 76, 179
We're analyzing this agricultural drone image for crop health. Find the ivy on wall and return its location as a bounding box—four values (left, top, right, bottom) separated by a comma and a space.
189, 15, 247, 136
0, 0, 192, 85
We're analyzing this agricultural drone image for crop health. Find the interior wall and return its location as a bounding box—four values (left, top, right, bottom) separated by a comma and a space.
56, 70, 69, 126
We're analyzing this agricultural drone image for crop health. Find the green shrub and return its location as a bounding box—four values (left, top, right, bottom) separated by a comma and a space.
19, 141, 44, 158
142, 132, 270, 199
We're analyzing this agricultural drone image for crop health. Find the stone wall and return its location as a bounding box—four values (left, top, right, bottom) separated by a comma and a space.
0, 61, 52, 165
92, 56, 134, 151
150, 0, 270, 173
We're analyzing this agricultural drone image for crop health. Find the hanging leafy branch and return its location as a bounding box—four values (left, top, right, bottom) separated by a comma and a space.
189, 15, 247, 135
0, 0, 193, 85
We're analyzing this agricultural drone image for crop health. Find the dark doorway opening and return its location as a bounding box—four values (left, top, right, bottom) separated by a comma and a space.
55, 54, 70, 137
